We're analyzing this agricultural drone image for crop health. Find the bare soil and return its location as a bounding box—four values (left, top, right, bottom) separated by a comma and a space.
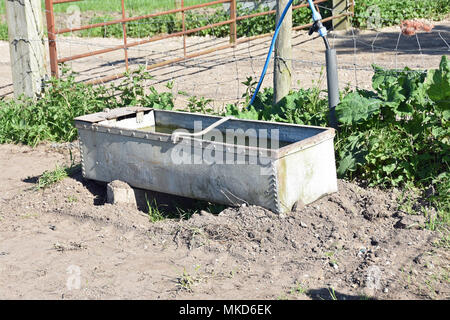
0, 143, 448, 300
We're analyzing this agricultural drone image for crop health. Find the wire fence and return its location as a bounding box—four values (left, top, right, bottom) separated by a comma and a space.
0, 0, 449, 109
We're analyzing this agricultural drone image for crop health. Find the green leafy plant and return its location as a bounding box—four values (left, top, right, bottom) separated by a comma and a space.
335, 56, 449, 190
36, 164, 79, 190
0, 66, 174, 146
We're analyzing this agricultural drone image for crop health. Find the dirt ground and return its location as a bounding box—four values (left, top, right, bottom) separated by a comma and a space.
0, 142, 448, 300
1, 20, 449, 110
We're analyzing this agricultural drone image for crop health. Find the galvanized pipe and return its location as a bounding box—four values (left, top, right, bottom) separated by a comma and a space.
326, 48, 339, 129
171, 116, 234, 142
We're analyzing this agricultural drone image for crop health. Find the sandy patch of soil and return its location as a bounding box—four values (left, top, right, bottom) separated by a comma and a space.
0, 143, 448, 300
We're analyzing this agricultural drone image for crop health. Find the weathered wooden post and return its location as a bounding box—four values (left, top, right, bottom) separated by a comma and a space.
273, 0, 292, 105
229, 0, 237, 44
5, 0, 48, 98
332, 0, 352, 30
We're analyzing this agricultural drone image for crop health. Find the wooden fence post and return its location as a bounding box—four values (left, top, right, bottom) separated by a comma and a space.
273, 0, 292, 105
6, 0, 48, 98
332, 0, 352, 30
229, 0, 237, 44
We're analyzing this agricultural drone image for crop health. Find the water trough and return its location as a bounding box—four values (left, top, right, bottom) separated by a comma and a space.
74, 107, 338, 213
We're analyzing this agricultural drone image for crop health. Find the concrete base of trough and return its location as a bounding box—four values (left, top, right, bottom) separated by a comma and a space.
107, 180, 138, 208
107, 180, 202, 213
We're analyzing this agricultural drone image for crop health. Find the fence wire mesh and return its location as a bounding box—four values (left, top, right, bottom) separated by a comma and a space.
0, 0, 448, 110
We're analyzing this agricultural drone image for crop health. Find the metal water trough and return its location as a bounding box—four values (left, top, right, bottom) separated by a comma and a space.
74, 107, 338, 214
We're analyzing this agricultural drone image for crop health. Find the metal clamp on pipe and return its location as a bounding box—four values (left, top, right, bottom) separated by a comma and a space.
171, 116, 234, 143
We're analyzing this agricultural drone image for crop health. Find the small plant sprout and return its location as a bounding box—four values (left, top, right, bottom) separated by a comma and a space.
290, 281, 307, 295
328, 287, 338, 300
36, 166, 69, 190
145, 195, 165, 223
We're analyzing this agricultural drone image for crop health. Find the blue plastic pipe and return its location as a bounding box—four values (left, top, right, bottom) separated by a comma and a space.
248, 0, 294, 107
249, 0, 327, 107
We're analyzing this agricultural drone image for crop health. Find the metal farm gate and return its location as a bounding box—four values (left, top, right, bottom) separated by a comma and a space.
44, 0, 353, 84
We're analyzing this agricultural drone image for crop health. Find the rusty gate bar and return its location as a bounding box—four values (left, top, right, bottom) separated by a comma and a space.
57, 18, 236, 64
44, 0, 58, 78
46, 0, 352, 82
85, 12, 353, 86
53, 0, 82, 4
54, 0, 231, 34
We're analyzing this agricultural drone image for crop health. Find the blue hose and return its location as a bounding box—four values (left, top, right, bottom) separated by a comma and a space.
248, 0, 294, 107
248, 0, 326, 107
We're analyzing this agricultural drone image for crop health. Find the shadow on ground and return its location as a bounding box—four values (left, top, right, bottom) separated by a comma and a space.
334, 25, 450, 56
23, 163, 228, 218
306, 288, 377, 300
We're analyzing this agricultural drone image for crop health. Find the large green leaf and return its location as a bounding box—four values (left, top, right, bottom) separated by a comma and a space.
336, 92, 381, 125
425, 55, 450, 114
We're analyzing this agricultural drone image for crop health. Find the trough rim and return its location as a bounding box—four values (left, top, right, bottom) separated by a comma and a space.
74, 107, 336, 159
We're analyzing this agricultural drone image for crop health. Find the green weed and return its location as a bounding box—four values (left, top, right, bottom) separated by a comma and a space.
0, 66, 173, 146
290, 281, 308, 295
145, 196, 165, 223
36, 165, 70, 190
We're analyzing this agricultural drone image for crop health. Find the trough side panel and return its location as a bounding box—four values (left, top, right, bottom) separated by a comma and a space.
277, 138, 338, 212
78, 128, 99, 180
77, 130, 277, 210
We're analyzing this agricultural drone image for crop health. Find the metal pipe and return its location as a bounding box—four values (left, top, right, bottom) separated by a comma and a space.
171, 116, 234, 143
325, 48, 339, 129
306, 0, 339, 129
